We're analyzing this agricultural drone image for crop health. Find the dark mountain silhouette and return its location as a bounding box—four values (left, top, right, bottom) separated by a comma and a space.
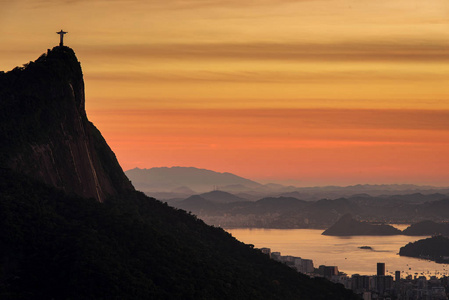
403, 220, 449, 236
0, 46, 133, 202
322, 214, 402, 236
399, 236, 449, 263
0, 46, 356, 299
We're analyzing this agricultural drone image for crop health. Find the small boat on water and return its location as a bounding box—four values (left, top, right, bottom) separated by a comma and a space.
359, 246, 373, 250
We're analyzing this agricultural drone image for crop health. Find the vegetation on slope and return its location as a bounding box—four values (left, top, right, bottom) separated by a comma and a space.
399, 236, 449, 264
0, 169, 357, 299
0, 46, 357, 299
0, 46, 134, 201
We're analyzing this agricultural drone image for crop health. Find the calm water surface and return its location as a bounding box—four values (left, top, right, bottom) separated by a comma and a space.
227, 227, 449, 278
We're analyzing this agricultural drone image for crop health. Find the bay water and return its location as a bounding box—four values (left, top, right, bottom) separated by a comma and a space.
227, 227, 449, 278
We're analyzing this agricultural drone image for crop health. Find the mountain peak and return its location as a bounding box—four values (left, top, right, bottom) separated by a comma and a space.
0, 47, 134, 201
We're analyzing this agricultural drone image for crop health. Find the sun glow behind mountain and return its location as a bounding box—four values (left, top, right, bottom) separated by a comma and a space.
1, 0, 448, 185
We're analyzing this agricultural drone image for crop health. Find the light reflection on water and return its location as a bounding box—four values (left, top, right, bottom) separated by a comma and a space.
226, 228, 449, 278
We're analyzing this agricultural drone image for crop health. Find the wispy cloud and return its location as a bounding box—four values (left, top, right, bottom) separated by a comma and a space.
28, 0, 314, 10
91, 108, 449, 132
85, 69, 448, 84
79, 41, 449, 62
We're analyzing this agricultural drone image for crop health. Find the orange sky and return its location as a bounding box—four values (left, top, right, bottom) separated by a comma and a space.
1, 0, 448, 185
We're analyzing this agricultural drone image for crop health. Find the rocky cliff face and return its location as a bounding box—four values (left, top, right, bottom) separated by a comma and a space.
0, 46, 134, 201
0, 47, 358, 300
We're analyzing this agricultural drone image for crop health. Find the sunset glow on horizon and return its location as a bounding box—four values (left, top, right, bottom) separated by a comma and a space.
1, 0, 448, 186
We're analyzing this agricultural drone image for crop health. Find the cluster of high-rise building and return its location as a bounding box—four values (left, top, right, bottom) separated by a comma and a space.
329, 263, 448, 300
260, 248, 449, 300
260, 248, 314, 274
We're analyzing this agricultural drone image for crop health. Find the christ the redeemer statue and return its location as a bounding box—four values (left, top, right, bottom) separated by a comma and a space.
57, 30, 68, 46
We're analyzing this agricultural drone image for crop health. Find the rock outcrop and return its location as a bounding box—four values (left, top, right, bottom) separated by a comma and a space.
403, 220, 449, 236
322, 214, 402, 236
400, 235, 449, 263
0, 46, 358, 299
0, 46, 133, 201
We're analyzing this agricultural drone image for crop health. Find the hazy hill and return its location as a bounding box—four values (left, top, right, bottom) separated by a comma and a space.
168, 190, 449, 229
128, 166, 449, 201
0, 46, 356, 299
277, 186, 449, 201
125, 164, 449, 202
170, 195, 219, 213
126, 167, 262, 194
198, 190, 248, 203
170, 195, 355, 229
256, 197, 307, 209
172, 191, 249, 216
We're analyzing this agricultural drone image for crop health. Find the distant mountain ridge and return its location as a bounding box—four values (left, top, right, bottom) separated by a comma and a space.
168, 192, 449, 229
197, 190, 248, 203
126, 166, 262, 193
126, 167, 449, 201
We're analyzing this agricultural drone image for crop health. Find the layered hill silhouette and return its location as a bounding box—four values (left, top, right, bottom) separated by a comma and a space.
322, 214, 402, 236
402, 220, 449, 236
127, 167, 449, 203
0, 46, 357, 299
167, 191, 449, 229
400, 236, 449, 263
190, 190, 248, 204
